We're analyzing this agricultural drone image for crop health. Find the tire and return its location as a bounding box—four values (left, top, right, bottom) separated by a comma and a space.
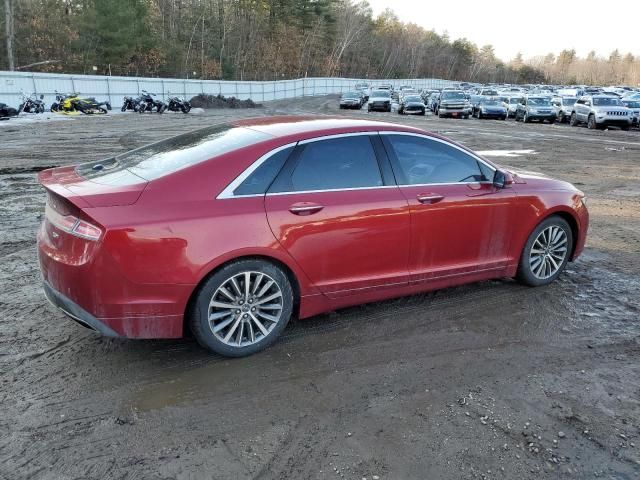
189, 259, 294, 357
587, 114, 596, 129
478, 111, 483, 119
569, 112, 578, 126
501, 115, 507, 120
516, 216, 573, 287
438, 112, 445, 118
121, 105, 127, 112
523, 112, 530, 123
548, 118, 555, 124
621, 125, 630, 131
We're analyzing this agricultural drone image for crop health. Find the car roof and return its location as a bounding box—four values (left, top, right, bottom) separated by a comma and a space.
231, 116, 438, 140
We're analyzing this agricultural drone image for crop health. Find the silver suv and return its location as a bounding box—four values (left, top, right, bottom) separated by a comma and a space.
570, 95, 632, 130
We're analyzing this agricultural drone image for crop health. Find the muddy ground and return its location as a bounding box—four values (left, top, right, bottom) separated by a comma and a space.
1, 96, 639, 480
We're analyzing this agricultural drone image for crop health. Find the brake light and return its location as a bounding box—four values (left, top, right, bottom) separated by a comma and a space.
45, 205, 102, 241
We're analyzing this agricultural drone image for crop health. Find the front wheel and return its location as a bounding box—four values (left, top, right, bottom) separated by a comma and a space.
587, 114, 596, 129
569, 112, 578, 126
517, 216, 573, 287
189, 259, 294, 357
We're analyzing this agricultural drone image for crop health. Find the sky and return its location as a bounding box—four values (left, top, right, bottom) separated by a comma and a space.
366, 0, 640, 61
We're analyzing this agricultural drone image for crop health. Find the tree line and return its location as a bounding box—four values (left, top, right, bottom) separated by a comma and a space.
1, 0, 638, 86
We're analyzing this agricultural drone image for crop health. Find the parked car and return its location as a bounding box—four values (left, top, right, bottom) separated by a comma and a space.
621, 99, 640, 127
503, 97, 524, 118
427, 92, 441, 112
437, 90, 471, 118
368, 89, 392, 112
354, 83, 370, 101
515, 96, 556, 123
398, 94, 426, 115
570, 95, 632, 130
552, 96, 577, 123
37, 117, 589, 357
339, 91, 364, 109
475, 98, 507, 120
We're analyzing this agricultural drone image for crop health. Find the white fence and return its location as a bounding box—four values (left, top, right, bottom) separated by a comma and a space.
0, 71, 456, 109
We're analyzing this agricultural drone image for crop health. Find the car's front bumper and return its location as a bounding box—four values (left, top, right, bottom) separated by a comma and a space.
595, 116, 632, 126
369, 102, 391, 111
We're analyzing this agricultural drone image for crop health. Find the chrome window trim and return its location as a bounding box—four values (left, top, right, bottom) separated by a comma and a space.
217, 131, 497, 199
217, 142, 297, 199
297, 131, 375, 144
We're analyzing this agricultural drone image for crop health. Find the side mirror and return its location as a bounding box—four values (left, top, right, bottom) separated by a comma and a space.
493, 170, 514, 189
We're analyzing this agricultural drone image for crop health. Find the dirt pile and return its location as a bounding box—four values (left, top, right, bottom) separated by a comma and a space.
189, 94, 262, 109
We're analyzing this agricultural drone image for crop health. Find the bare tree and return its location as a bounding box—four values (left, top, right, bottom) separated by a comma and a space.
4, 0, 15, 70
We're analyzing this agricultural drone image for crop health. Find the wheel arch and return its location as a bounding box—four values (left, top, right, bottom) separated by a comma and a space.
533, 208, 580, 261
183, 253, 303, 336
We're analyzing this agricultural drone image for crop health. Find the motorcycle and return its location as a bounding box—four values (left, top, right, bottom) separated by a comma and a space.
18, 92, 46, 114
138, 90, 167, 113
0, 102, 18, 120
51, 91, 111, 114
121, 95, 142, 112
167, 92, 191, 113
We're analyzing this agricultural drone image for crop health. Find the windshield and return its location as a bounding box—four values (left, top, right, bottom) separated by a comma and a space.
509, 98, 522, 104
528, 97, 551, 106
442, 92, 465, 100
562, 97, 577, 106
77, 124, 271, 181
342, 92, 360, 99
481, 90, 499, 96
593, 97, 622, 106
371, 90, 390, 98
404, 96, 422, 103
623, 101, 640, 108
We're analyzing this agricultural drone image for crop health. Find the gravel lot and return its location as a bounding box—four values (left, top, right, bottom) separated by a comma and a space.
1, 96, 639, 480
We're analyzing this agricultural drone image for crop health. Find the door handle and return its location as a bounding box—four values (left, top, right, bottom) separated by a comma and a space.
416, 193, 444, 204
288, 202, 324, 215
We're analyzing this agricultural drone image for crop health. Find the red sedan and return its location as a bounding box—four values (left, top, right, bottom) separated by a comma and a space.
38, 116, 588, 356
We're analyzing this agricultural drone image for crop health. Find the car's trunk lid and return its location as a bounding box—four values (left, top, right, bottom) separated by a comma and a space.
38, 164, 148, 208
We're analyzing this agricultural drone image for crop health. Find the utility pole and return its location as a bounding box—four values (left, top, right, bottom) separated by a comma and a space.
4, 0, 15, 70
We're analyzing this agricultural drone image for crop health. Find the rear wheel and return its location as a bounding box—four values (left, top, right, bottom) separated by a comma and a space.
189, 259, 294, 357
517, 216, 573, 287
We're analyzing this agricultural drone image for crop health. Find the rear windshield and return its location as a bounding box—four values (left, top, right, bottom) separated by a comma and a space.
77, 124, 271, 181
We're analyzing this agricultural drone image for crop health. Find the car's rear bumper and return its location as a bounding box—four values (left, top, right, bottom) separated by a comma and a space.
38, 224, 187, 339
43, 280, 121, 337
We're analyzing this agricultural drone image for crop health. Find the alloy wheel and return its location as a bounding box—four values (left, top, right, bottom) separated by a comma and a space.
208, 271, 284, 347
529, 226, 568, 280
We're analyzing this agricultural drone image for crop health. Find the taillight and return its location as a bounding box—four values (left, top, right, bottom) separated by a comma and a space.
45, 205, 102, 241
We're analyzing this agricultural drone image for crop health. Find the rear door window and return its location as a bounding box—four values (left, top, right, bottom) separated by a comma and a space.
271, 135, 383, 193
